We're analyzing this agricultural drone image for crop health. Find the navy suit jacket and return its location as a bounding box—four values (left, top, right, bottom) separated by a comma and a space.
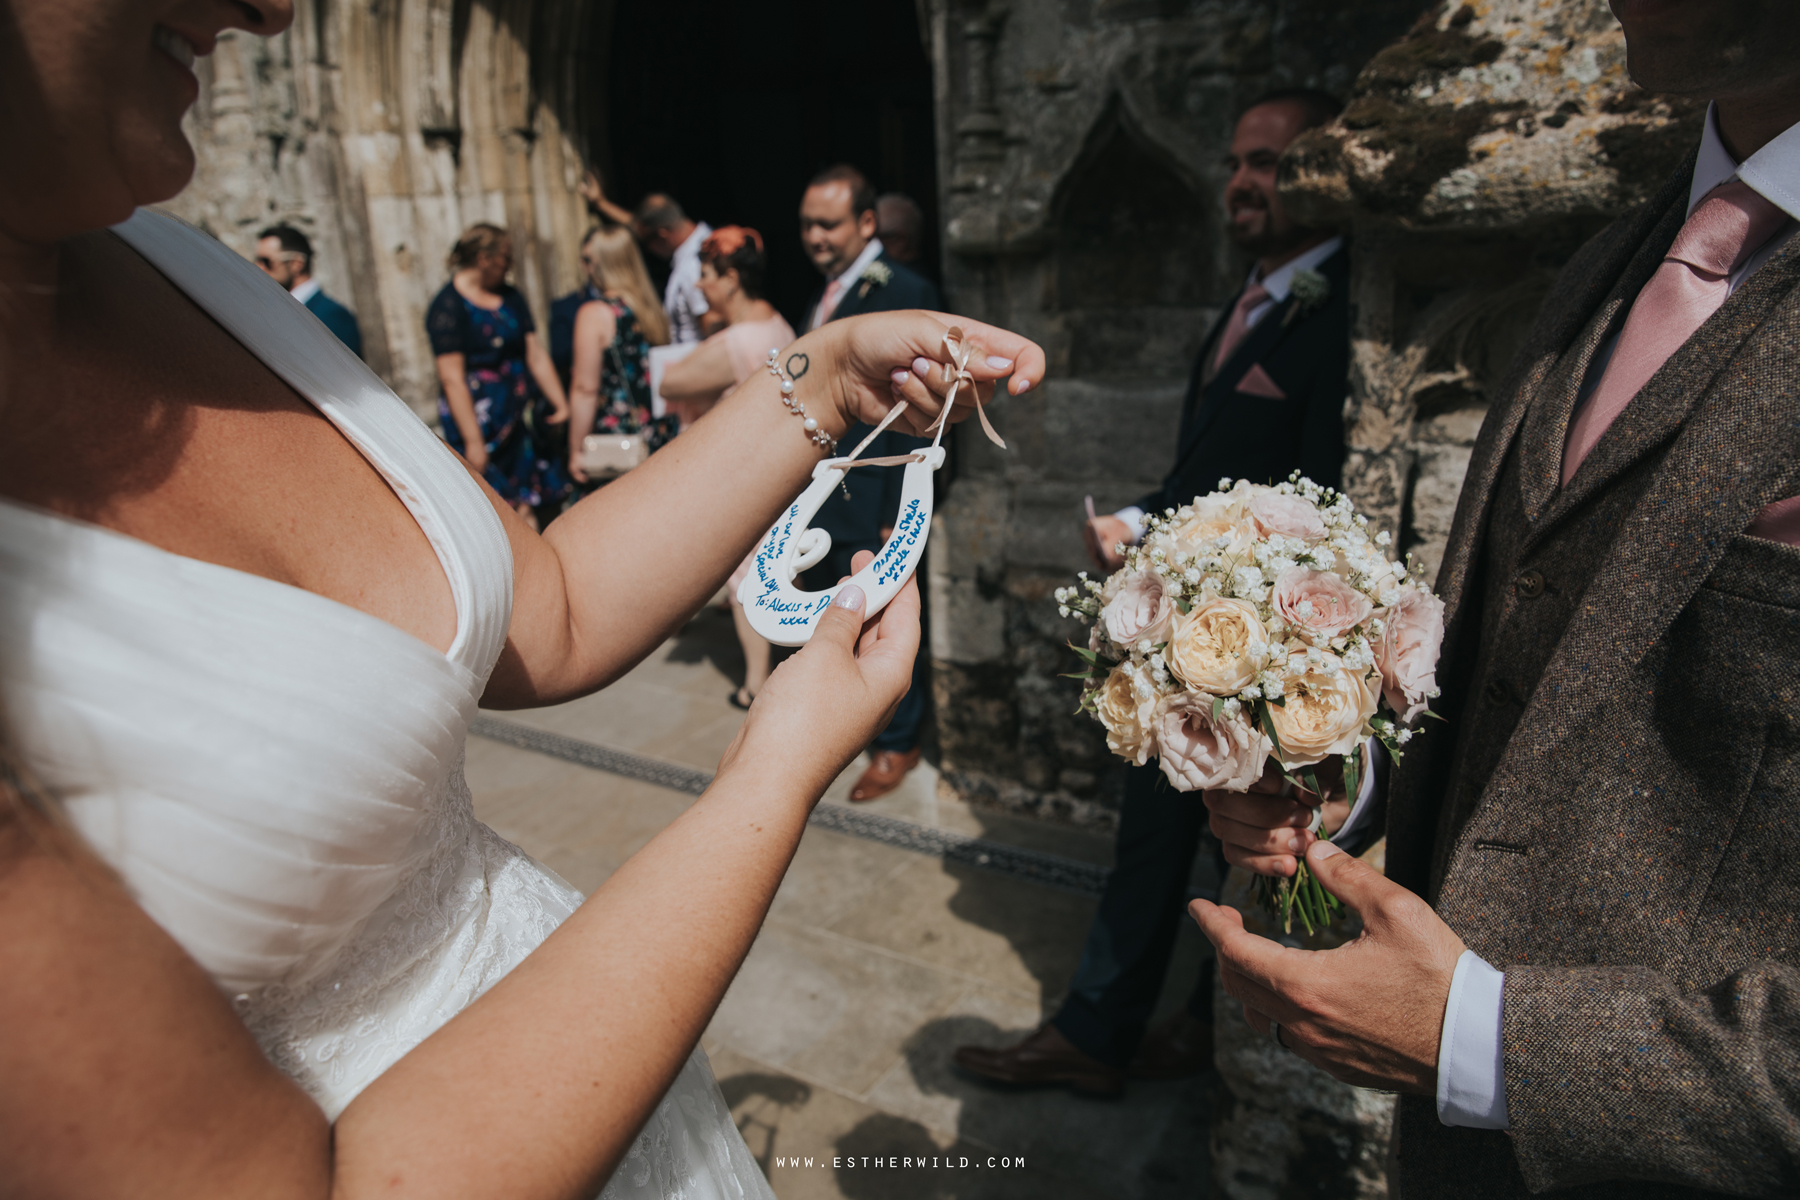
303, 288, 363, 359
800, 250, 943, 566
1138, 242, 1349, 513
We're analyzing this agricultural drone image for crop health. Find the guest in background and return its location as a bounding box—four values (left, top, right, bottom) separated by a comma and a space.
660, 227, 797, 711
254, 224, 362, 357
565, 226, 676, 489
633, 193, 713, 344
427, 223, 572, 527
802, 166, 939, 331
875, 193, 926, 267
956, 89, 1350, 1098
799, 165, 942, 802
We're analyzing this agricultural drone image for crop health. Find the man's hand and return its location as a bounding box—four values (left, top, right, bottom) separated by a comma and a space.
1083, 514, 1133, 571
1191, 841, 1466, 1094
1204, 759, 1350, 877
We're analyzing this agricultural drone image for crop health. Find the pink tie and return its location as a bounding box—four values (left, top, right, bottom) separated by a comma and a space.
814, 277, 845, 329
1561, 180, 1787, 485
1211, 281, 1271, 377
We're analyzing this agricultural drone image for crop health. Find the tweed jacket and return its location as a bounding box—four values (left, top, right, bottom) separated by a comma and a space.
1385, 151, 1800, 1197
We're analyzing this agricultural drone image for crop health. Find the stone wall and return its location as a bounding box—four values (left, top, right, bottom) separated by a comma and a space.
923, 0, 1701, 831
164, 0, 605, 417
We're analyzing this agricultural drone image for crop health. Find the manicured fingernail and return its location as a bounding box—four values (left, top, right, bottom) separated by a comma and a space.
1313, 841, 1344, 859
833, 585, 865, 612
911, 356, 932, 376
986, 355, 1014, 370
891, 368, 910, 385
1014, 378, 1032, 394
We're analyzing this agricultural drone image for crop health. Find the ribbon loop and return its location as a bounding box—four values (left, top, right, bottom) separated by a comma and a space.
925, 326, 1007, 450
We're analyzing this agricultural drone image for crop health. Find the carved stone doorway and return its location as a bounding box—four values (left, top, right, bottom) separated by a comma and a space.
598, 0, 941, 327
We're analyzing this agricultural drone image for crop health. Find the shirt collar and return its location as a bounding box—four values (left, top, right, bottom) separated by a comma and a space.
1253, 235, 1344, 303
672, 222, 712, 265
830, 237, 886, 285
1690, 102, 1800, 222
290, 278, 321, 304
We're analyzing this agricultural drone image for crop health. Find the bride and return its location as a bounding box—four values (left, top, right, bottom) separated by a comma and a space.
0, 1, 1041, 1196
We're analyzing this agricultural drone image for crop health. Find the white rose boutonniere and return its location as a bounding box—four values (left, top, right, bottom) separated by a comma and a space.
1282, 268, 1330, 327
857, 259, 893, 298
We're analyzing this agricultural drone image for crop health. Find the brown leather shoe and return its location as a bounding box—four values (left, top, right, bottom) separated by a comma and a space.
849, 748, 920, 802
1127, 1010, 1215, 1080
952, 1023, 1126, 1098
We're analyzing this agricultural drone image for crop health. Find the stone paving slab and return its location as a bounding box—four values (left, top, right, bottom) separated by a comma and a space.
469, 607, 1215, 1199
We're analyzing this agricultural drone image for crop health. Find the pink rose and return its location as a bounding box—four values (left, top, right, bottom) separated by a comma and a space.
1376, 587, 1446, 723
1154, 694, 1269, 792
1273, 566, 1372, 638
1248, 492, 1326, 541
1101, 571, 1176, 648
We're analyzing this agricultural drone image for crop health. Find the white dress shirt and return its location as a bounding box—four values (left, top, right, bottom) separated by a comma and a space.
664, 222, 712, 344
290, 277, 321, 304
809, 236, 887, 331
1436, 101, 1800, 1133
1114, 236, 1345, 539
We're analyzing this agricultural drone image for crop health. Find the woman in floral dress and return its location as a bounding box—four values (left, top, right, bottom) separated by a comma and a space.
567, 226, 677, 486
427, 224, 572, 524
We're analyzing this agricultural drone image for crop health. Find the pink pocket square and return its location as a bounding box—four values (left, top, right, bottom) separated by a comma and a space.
1747, 495, 1800, 547
1234, 363, 1286, 399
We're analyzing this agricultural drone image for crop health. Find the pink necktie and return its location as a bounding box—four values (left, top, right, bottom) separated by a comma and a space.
1561, 181, 1787, 485
814, 277, 845, 329
1211, 281, 1271, 377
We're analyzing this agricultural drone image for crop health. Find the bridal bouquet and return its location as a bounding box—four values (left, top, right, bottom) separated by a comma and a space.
1057, 475, 1445, 934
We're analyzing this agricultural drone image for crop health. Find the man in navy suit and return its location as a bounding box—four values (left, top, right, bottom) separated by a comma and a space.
256, 225, 363, 358
955, 90, 1350, 1097
799, 166, 942, 802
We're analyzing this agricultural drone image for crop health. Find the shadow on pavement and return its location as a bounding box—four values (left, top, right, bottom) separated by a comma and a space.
719, 1071, 813, 1176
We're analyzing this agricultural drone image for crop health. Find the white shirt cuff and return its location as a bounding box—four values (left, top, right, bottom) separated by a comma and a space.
1113, 506, 1146, 542
1437, 949, 1510, 1129
1331, 737, 1385, 849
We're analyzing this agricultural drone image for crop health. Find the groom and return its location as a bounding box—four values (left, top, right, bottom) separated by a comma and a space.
1197, 1, 1800, 1194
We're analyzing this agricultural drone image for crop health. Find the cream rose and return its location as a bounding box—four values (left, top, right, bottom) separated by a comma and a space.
1376, 587, 1446, 723
1101, 570, 1176, 648
1166, 598, 1268, 694
1267, 655, 1377, 767
1154, 693, 1268, 792
1095, 663, 1159, 765
1273, 565, 1373, 639
1172, 493, 1254, 557
1249, 491, 1326, 542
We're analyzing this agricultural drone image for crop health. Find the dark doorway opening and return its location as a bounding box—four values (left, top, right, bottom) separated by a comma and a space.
599, 0, 940, 330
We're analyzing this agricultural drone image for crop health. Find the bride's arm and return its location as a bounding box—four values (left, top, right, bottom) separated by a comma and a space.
0, 573, 916, 1199
480, 310, 1041, 708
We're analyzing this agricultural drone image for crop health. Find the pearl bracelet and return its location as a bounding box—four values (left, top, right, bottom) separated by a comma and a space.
766, 348, 839, 454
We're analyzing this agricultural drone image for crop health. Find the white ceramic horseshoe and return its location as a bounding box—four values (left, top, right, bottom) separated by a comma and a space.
737, 327, 1006, 646
738, 444, 946, 646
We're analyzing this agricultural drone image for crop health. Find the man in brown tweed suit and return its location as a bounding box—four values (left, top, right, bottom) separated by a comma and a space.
1193, 1, 1800, 1194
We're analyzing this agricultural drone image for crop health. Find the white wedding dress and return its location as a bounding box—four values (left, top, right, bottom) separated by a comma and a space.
0, 210, 773, 1200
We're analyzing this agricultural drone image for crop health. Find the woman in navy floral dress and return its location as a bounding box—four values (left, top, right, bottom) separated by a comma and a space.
427, 224, 572, 523
566, 225, 677, 487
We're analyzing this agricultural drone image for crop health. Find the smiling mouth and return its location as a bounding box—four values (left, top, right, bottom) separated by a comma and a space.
154, 25, 198, 69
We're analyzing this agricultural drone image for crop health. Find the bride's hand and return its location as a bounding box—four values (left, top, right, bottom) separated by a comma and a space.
716, 550, 919, 800
802, 311, 1045, 439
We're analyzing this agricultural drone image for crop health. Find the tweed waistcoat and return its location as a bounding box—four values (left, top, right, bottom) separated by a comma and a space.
1384, 152, 1800, 1197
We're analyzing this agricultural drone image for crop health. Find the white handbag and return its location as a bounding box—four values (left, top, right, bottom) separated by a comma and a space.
578, 432, 649, 479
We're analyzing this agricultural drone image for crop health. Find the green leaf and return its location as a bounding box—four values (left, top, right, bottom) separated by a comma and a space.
1256, 701, 1287, 759
1211, 695, 1226, 723
1343, 746, 1361, 810
1068, 643, 1102, 664
1300, 765, 1324, 799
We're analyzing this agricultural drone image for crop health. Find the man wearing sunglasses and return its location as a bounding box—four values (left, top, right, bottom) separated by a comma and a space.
255, 224, 363, 359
